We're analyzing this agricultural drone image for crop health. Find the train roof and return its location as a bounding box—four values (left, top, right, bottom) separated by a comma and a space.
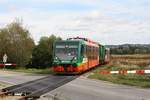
55, 37, 105, 47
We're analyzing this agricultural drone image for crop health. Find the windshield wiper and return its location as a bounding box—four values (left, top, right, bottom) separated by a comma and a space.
70, 56, 76, 62
55, 56, 61, 62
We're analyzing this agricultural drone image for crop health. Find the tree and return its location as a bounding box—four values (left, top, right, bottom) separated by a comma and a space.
0, 20, 35, 66
31, 35, 61, 69
108, 44, 150, 54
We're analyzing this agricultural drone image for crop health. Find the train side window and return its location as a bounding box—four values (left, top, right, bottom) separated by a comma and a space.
93, 47, 94, 59
87, 46, 90, 59
84, 45, 86, 57
94, 47, 96, 59
91, 47, 93, 59
86, 46, 89, 58
90, 46, 92, 59
89, 46, 91, 59
81, 45, 84, 57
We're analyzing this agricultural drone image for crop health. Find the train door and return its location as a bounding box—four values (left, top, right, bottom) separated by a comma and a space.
86, 45, 90, 69
81, 44, 88, 70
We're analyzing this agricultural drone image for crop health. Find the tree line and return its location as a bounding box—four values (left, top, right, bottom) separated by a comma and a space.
0, 20, 61, 69
106, 44, 150, 54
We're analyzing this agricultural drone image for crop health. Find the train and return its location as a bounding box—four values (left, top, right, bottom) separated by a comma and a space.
52, 37, 110, 74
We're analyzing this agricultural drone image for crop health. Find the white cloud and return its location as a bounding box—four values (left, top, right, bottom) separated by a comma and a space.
0, 0, 7, 3
0, 0, 150, 45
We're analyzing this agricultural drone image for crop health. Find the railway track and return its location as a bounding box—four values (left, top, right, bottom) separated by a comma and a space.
0, 75, 77, 100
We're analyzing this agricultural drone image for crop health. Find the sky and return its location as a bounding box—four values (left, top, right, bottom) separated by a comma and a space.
0, 0, 150, 45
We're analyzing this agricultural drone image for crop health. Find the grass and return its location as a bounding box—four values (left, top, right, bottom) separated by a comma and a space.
0, 68, 54, 74
89, 74, 150, 88
88, 54, 150, 88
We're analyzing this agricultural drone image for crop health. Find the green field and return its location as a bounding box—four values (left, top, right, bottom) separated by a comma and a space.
88, 55, 150, 88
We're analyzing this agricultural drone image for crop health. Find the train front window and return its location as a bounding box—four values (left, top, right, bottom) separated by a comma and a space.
55, 45, 78, 61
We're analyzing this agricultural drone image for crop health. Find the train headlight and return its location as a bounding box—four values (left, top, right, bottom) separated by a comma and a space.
74, 57, 77, 60
55, 56, 58, 60
72, 57, 77, 61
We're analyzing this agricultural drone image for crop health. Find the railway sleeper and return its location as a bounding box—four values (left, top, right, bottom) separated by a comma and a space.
0, 93, 39, 100
7, 92, 30, 96
24, 96, 40, 100
0, 91, 34, 100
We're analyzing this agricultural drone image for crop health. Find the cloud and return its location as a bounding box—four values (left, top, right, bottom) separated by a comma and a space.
0, 0, 150, 45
